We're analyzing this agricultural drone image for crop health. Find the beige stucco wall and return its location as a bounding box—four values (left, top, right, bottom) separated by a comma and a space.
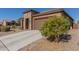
33, 12, 62, 19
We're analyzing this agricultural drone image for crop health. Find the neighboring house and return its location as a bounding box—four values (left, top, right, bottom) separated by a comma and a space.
0, 20, 12, 26
73, 23, 79, 29
2, 20, 7, 26
19, 8, 74, 30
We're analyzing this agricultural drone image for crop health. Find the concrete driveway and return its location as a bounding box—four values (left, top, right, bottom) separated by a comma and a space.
0, 30, 42, 51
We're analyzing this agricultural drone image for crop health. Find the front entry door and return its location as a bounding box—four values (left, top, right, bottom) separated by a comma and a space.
26, 19, 29, 29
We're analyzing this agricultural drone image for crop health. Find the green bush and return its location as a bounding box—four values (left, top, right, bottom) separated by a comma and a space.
40, 16, 70, 42
12, 25, 16, 29
1, 26, 10, 32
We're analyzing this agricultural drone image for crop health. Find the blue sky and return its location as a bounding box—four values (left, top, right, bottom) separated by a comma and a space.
0, 8, 79, 22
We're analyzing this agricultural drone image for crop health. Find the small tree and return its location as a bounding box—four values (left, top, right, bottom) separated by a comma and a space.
11, 20, 16, 25
41, 16, 70, 42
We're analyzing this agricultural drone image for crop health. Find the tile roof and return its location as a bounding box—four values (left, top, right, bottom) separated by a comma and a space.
33, 8, 64, 16
23, 9, 39, 14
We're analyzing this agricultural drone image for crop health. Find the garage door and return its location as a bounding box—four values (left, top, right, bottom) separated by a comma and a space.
34, 19, 48, 30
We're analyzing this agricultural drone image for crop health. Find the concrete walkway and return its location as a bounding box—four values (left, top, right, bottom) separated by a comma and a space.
0, 30, 42, 51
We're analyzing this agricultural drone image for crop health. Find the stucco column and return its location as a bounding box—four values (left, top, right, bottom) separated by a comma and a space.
29, 18, 32, 30
23, 18, 26, 30
20, 20, 22, 28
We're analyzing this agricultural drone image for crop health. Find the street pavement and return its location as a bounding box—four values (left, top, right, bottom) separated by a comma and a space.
0, 30, 42, 51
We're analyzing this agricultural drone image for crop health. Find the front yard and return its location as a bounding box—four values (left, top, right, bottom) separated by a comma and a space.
0, 29, 22, 37
19, 29, 79, 51
0, 26, 22, 37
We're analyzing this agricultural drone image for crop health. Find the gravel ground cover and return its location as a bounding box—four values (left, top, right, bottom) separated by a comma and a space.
19, 29, 79, 51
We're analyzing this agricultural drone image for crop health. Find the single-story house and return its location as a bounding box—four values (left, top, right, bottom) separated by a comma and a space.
0, 20, 12, 27
19, 8, 74, 30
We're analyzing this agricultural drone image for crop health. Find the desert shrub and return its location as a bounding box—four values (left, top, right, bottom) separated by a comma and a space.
40, 16, 70, 42
1, 26, 10, 32
11, 25, 17, 32
12, 25, 16, 29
